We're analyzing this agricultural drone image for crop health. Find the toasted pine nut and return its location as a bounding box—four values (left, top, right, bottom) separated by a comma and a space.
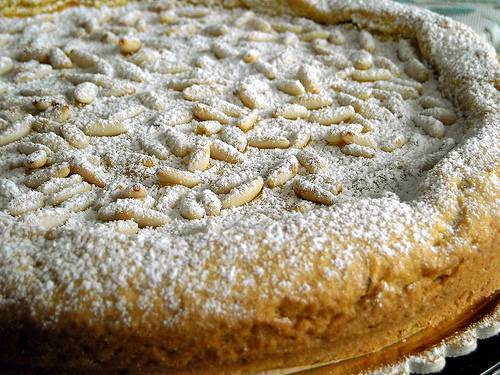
238, 89, 267, 110
292, 94, 333, 110
211, 41, 234, 59
325, 124, 364, 145
351, 50, 373, 70
272, 21, 303, 34
49, 48, 73, 69
14, 63, 53, 83
67, 48, 98, 68
331, 81, 372, 100
103, 219, 139, 235
116, 59, 146, 82
243, 49, 260, 63
38, 174, 82, 194
273, 104, 309, 120
84, 119, 128, 136
211, 174, 244, 194
18, 142, 53, 157
341, 144, 376, 158
254, 61, 277, 80
373, 56, 400, 76
219, 126, 247, 152
290, 127, 311, 149
210, 139, 244, 163
297, 150, 324, 173
237, 110, 259, 131
397, 39, 416, 62
419, 96, 450, 109
0, 116, 33, 146
0, 56, 14, 75
248, 135, 290, 149
58, 188, 95, 212
413, 115, 445, 138
16, 46, 49, 63
109, 105, 145, 122
351, 68, 392, 82
195, 121, 222, 136
221, 176, 263, 209
192, 103, 230, 124
206, 98, 245, 118
119, 35, 142, 54
24, 207, 70, 230
199, 189, 222, 216
421, 107, 456, 125
61, 123, 90, 149
100, 81, 136, 97
405, 58, 430, 82
309, 105, 355, 125
25, 162, 71, 188
277, 79, 305, 96
359, 30, 375, 52
31, 132, 70, 152
311, 39, 332, 55
140, 92, 165, 110
266, 156, 299, 188
139, 139, 170, 160
157, 166, 200, 187
244, 31, 279, 42
98, 201, 168, 227
74, 82, 98, 104
47, 182, 92, 206
179, 191, 205, 220
159, 10, 177, 24
293, 178, 337, 205
164, 129, 191, 157
186, 141, 210, 172
380, 135, 408, 152
7, 191, 45, 216
128, 48, 161, 67
117, 183, 147, 199
323, 27, 342, 43
352, 114, 378, 132
250, 18, 273, 32
372, 81, 419, 99
32, 96, 60, 112
204, 24, 229, 36
323, 52, 350, 69
301, 30, 329, 42
24, 150, 48, 169
297, 65, 321, 93
95, 59, 114, 76
70, 157, 107, 187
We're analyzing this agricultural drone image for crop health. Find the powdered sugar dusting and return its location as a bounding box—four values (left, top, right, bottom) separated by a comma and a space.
0, 0, 498, 332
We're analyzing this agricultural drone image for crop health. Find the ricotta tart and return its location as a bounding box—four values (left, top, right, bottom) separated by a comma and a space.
0, 0, 498, 373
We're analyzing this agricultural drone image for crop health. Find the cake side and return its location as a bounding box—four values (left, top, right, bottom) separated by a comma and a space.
0, 0, 498, 373
0, 166, 498, 372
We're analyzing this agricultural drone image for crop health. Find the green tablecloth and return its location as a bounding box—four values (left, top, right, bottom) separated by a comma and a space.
396, 0, 500, 50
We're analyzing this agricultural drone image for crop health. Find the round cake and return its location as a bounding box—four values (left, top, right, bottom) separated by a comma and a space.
0, 0, 498, 373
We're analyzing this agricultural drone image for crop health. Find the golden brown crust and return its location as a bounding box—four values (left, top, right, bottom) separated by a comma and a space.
0, 0, 499, 373
0, 170, 498, 373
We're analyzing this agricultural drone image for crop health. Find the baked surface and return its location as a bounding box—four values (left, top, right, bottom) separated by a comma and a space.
0, 0, 498, 373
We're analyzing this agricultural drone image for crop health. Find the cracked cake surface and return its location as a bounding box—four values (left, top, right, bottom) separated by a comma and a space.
0, 0, 498, 373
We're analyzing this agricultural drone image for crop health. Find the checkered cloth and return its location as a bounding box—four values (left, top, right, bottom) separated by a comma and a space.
396, 0, 500, 50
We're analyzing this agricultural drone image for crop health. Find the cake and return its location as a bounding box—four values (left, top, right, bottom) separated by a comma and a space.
0, 0, 498, 373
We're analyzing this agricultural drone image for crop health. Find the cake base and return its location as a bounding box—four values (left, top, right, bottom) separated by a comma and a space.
280, 292, 499, 375
0, 227, 498, 374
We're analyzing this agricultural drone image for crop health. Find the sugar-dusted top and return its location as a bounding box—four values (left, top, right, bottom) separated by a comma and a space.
0, 0, 498, 328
